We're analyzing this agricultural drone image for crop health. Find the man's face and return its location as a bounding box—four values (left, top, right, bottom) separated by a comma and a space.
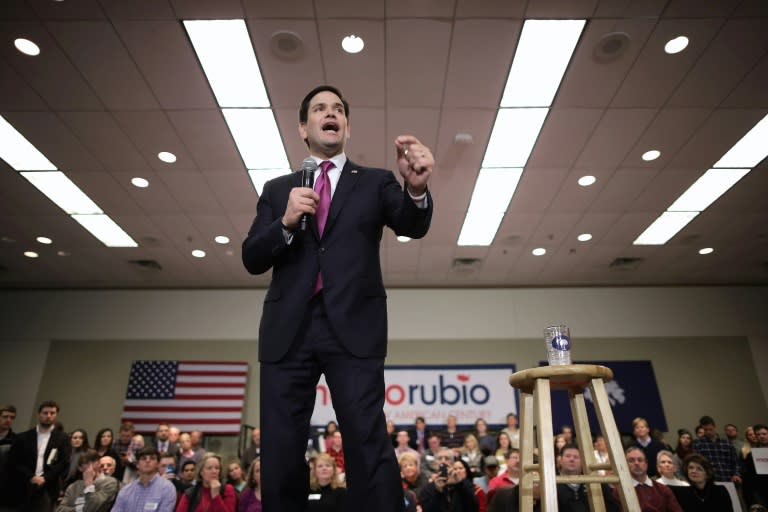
37, 406, 57, 427
702, 423, 717, 440
724, 425, 737, 439
100, 456, 116, 476
396, 431, 409, 445
190, 431, 202, 447
0, 410, 15, 430
156, 425, 169, 441
428, 436, 440, 451
181, 463, 196, 483
626, 450, 648, 480
447, 416, 457, 429
506, 452, 520, 473
331, 431, 342, 449
633, 421, 649, 439
756, 428, 768, 447
252, 428, 260, 445
507, 415, 517, 429
159, 457, 175, 478
168, 427, 180, 444
416, 419, 425, 431
119, 429, 133, 444
299, 90, 350, 156
560, 448, 581, 475
562, 427, 573, 441
137, 454, 159, 476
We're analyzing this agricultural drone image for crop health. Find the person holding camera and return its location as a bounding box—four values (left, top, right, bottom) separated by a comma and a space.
418, 448, 479, 512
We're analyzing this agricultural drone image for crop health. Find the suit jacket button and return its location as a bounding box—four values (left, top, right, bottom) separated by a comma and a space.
319, 247, 325, 253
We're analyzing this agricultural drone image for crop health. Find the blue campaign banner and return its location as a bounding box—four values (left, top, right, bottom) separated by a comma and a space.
543, 360, 668, 435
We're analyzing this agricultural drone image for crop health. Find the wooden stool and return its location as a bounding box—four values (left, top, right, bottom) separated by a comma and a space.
509, 364, 641, 512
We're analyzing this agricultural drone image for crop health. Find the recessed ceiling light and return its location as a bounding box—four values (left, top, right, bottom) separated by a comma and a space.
642, 150, 661, 161
131, 177, 149, 188
532, 247, 546, 256
577, 233, 592, 242
24, 251, 39, 258
341, 35, 364, 54
36, 236, 52, 244
699, 247, 714, 255
396, 236, 411, 243
14, 38, 40, 56
157, 151, 176, 163
191, 249, 206, 258
57, 250, 71, 257
214, 235, 230, 244
664, 36, 689, 54
578, 175, 596, 187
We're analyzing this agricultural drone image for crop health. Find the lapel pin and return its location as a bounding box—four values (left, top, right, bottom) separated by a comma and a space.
351, 169, 358, 174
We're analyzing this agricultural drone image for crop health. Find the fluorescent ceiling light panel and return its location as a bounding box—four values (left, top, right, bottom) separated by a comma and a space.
248, 169, 291, 196
633, 211, 699, 245
500, 19, 585, 107
71, 214, 138, 247
457, 167, 523, 246
712, 113, 768, 168
20, 171, 102, 215
223, 109, 289, 170
482, 108, 548, 168
0, 115, 57, 171
184, 20, 269, 108
667, 168, 750, 212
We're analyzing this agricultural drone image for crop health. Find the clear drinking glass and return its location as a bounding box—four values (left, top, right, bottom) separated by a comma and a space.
544, 324, 571, 365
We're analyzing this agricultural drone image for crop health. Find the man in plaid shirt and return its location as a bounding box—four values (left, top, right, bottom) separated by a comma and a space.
692, 415, 741, 483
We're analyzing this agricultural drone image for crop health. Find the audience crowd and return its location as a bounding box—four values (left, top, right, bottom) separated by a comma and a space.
0, 402, 766, 512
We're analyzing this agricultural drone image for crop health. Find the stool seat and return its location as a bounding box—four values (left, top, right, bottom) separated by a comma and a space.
509, 364, 613, 393
509, 363, 640, 512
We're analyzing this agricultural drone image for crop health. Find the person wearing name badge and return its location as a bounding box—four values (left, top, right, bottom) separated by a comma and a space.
242, 84, 434, 512
176, 453, 236, 512
111, 446, 177, 512
306, 453, 347, 512
56, 449, 119, 512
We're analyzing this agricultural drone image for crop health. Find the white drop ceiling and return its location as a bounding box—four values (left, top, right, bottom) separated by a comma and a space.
1, 0, 767, 289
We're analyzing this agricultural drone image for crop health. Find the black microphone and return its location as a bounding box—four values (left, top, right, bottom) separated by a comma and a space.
300, 157, 317, 232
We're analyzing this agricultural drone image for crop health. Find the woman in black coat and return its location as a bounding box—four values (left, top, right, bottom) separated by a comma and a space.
671, 453, 733, 512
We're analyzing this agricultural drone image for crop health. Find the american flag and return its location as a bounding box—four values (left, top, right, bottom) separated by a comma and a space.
121, 360, 248, 435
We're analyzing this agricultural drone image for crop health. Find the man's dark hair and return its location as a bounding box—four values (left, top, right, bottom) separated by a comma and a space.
78, 449, 100, 467
299, 85, 349, 124
507, 413, 517, 420
37, 400, 59, 413
561, 443, 580, 455
753, 424, 767, 433
699, 415, 715, 427
119, 421, 134, 432
181, 460, 197, 471
0, 405, 16, 415
137, 445, 160, 461
159, 452, 177, 465
725, 423, 737, 430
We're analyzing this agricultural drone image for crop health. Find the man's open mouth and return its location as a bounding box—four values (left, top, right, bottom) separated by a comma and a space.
322, 121, 339, 133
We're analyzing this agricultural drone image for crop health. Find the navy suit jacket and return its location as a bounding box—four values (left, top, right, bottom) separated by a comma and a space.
242, 159, 432, 362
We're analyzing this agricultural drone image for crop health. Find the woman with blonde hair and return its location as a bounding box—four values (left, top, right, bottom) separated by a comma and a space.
399, 451, 428, 494
176, 453, 237, 512
460, 434, 483, 477
307, 453, 347, 511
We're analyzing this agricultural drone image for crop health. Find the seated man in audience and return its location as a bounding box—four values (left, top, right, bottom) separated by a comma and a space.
619, 447, 682, 512
57, 449, 119, 512
441, 415, 466, 455
189, 430, 206, 459
628, 417, 667, 478
557, 444, 620, 512
473, 455, 499, 493
178, 460, 197, 491
692, 415, 741, 483
421, 433, 443, 478
395, 430, 418, 457
487, 449, 520, 505
240, 427, 261, 470
99, 455, 118, 480
158, 451, 187, 495
112, 422, 139, 481
408, 416, 429, 454
112, 446, 177, 512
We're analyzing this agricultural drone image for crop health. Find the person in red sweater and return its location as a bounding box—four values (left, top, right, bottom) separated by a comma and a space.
176, 453, 236, 512
618, 447, 682, 512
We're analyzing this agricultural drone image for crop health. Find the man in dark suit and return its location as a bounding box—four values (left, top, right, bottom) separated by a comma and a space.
5, 400, 70, 512
153, 423, 179, 457
242, 84, 434, 512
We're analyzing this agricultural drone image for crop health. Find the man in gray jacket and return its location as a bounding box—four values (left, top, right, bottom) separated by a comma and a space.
57, 449, 119, 512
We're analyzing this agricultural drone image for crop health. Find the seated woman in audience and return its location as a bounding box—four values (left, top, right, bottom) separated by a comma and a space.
455, 459, 486, 512
94, 428, 123, 481
400, 451, 429, 494
593, 434, 610, 475
460, 434, 483, 478
671, 453, 733, 512
307, 453, 347, 512
417, 453, 479, 512
226, 461, 246, 494
655, 450, 689, 487
473, 419, 496, 455
742, 425, 757, 459
65, 429, 90, 485
237, 458, 262, 512
322, 421, 338, 453
673, 430, 694, 475
494, 432, 512, 468
176, 453, 237, 512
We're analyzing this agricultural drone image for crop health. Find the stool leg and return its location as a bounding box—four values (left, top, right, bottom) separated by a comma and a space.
519, 390, 535, 511
589, 378, 641, 512
570, 387, 606, 512
534, 377, 557, 512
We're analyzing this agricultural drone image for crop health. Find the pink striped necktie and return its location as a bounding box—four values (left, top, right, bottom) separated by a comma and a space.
313, 160, 334, 294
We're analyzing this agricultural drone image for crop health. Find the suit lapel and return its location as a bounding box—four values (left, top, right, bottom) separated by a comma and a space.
323, 160, 360, 236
